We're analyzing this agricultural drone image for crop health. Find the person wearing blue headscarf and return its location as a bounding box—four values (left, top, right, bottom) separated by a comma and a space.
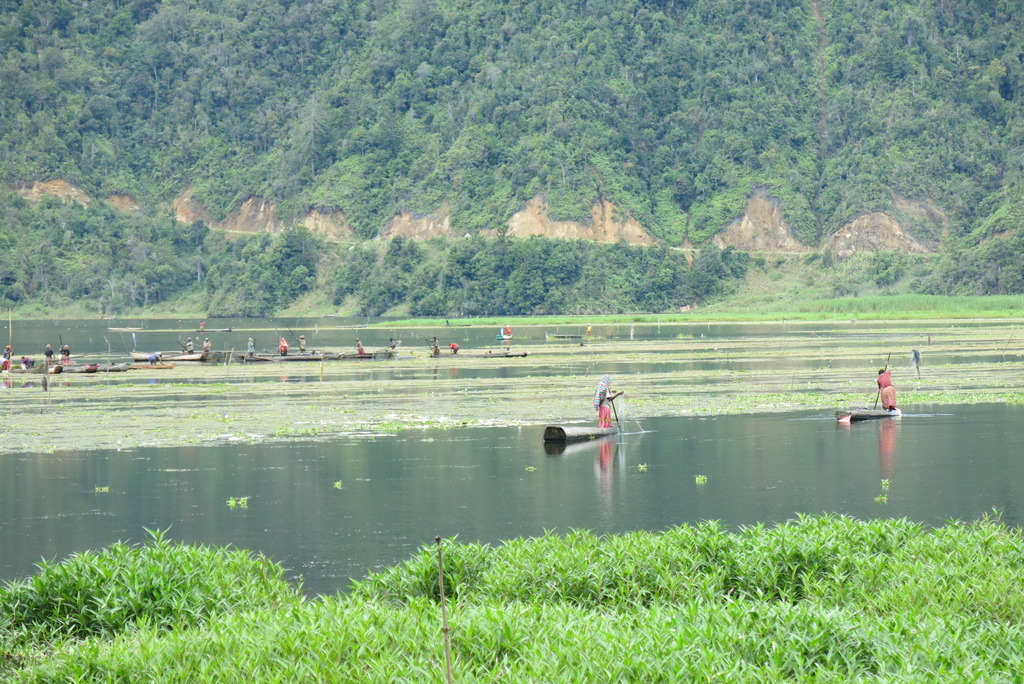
593, 375, 624, 428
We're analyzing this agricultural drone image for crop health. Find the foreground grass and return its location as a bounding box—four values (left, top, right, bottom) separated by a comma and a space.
3, 515, 1024, 680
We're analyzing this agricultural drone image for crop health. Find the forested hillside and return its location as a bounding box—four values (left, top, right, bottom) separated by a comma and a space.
1, 0, 1023, 316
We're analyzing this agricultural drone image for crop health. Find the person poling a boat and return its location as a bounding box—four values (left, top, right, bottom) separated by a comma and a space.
593, 375, 624, 429
876, 367, 898, 412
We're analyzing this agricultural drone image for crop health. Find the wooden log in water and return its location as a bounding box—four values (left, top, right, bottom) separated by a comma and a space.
835, 408, 902, 423
543, 425, 618, 442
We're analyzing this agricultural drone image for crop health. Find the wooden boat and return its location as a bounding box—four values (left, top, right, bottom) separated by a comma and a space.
327, 350, 396, 360
6, 364, 62, 375
62, 362, 133, 373
543, 426, 618, 442
108, 327, 144, 332
460, 350, 530, 358
131, 351, 209, 362
197, 328, 232, 332
835, 408, 902, 423
544, 435, 614, 456
129, 363, 176, 369
545, 332, 582, 340
234, 352, 341, 363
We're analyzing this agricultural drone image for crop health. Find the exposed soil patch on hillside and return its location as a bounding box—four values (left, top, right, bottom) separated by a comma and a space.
712, 192, 809, 252
16, 179, 945, 253
825, 212, 935, 257
15, 180, 92, 206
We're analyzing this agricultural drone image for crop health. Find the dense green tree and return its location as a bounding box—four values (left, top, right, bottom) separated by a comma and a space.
1, 1, 1023, 311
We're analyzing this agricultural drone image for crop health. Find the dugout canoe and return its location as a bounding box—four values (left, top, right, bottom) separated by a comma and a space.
543, 426, 618, 442
835, 408, 902, 423
245, 353, 329, 362
131, 351, 209, 362
129, 363, 176, 369
234, 352, 342, 362
6, 365, 62, 374
61, 362, 133, 373
460, 350, 529, 358
544, 434, 615, 456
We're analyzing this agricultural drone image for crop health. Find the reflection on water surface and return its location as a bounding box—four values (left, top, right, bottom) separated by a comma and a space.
3, 405, 1023, 596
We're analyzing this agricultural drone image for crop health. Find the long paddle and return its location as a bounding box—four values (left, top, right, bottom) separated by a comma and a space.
872, 352, 891, 409
610, 393, 623, 431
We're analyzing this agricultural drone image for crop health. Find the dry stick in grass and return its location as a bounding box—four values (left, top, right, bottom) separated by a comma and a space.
435, 535, 454, 684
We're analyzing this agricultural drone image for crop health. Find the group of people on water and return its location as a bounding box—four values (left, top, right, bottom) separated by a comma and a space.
277, 335, 308, 356
427, 337, 462, 356
591, 366, 899, 429
1, 343, 70, 370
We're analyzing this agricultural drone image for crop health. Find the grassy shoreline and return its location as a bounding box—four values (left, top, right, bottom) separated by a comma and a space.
11, 293, 1024, 324
5, 515, 1024, 680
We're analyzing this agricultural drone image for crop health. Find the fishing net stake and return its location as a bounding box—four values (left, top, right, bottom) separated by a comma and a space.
435, 535, 454, 684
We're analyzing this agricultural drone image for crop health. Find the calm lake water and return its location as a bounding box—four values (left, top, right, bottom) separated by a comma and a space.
3, 404, 1023, 596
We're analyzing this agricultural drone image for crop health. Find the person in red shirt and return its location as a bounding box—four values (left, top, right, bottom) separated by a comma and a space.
876, 368, 897, 411
279, 337, 289, 356
449, 342, 459, 354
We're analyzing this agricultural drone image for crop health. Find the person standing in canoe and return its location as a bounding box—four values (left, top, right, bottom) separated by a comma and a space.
593, 375, 624, 428
299, 335, 306, 353
185, 337, 194, 354
202, 338, 211, 353
279, 337, 289, 356
246, 337, 255, 356
877, 368, 898, 411
44, 344, 54, 366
